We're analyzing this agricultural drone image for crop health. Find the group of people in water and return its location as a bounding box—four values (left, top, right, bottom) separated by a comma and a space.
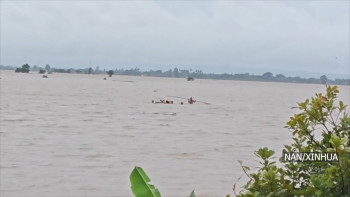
152, 97, 196, 105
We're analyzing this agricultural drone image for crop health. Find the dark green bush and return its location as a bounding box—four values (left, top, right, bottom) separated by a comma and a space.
187, 76, 194, 81
107, 70, 114, 77
15, 64, 30, 73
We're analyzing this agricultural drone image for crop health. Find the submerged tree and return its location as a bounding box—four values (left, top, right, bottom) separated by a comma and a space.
238, 85, 350, 196
15, 64, 30, 73
107, 70, 114, 77
187, 76, 194, 81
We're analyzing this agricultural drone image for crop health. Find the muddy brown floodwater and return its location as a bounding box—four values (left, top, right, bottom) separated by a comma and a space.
0, 70, 349, 196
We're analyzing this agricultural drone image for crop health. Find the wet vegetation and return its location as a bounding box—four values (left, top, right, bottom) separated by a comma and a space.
130, 86, 350, 197
107, 70, 114, 77
14, 64, 30, 73
187, 76, 195, 81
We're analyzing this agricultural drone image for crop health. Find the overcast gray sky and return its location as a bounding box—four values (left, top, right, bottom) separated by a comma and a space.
1, 1, 349, 78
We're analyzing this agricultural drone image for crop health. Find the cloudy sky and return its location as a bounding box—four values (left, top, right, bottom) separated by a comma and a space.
1, 1, 349, 78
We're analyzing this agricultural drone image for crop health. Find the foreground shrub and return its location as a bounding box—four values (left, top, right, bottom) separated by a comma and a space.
238, 85, 350, 197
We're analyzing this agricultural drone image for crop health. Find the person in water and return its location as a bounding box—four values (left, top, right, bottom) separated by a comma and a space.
188, 97, 196, 104
165, 100, 173, 104
158, 99, 173, 104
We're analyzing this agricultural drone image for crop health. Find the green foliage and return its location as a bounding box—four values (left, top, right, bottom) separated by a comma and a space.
107, 70, 114, 77
15, 64, 30, 73
187, 76, 194, 81
130, 166, 161, 197
239, 85, 350, 197
39, 69, 46, 74
189, 190, 195, 197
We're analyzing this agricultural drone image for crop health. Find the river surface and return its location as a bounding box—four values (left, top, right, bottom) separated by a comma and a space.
1, 70, 349, 197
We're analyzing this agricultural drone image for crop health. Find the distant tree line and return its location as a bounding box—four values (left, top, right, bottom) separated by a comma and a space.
4, 64, 350, 85
115, 68, 349, 85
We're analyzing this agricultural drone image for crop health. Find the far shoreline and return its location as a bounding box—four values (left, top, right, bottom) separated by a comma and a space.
1, 66, 349, 86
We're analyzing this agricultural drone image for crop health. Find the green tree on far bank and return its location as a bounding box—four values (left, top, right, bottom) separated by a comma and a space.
320, 75, 328, 85
45, 64, 51, 71
15, 64, 30, 73
107, 70, 114, 77
88, 67, 93, 74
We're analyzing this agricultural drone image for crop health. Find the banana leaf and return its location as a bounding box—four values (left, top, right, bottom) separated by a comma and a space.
130, 166, 161, 197
189, 190, 195, 197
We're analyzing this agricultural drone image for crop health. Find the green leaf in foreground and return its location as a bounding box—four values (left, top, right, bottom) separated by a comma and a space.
130, 166, 161, 197
189, 190, 195, 197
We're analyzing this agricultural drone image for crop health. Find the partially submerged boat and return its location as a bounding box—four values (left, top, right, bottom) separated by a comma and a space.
152, 100, 174, 104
